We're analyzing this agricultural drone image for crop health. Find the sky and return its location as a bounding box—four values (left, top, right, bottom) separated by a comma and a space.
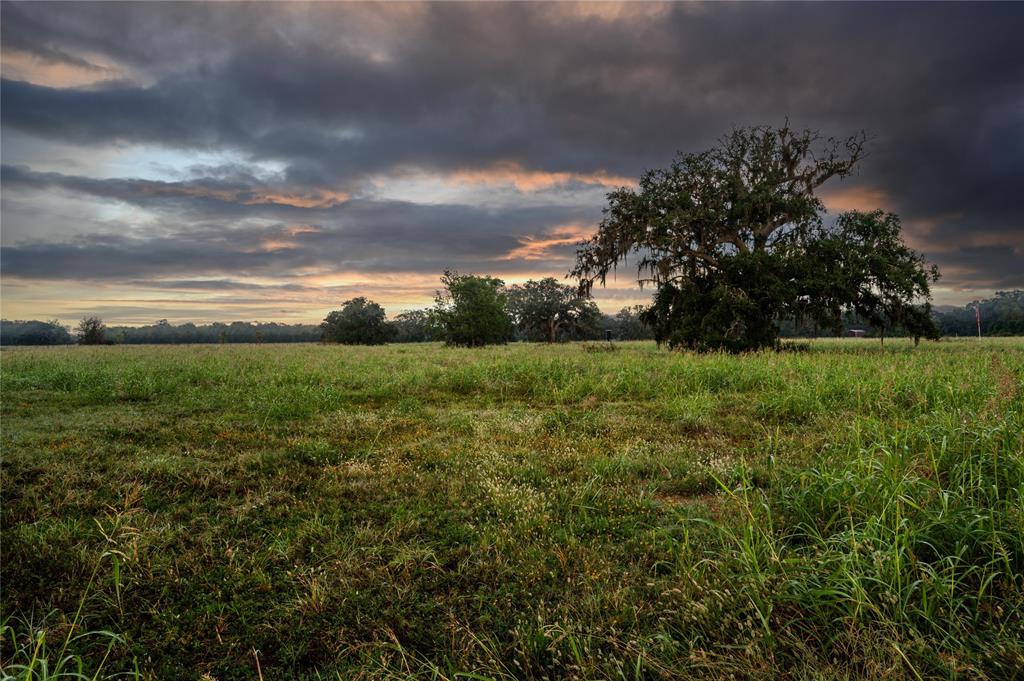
2, 1, 1022, 325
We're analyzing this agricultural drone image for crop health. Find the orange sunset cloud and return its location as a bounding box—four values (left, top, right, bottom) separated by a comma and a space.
445, 162, 633, 192
820, 185, 891, 213
501, 224, 595, 261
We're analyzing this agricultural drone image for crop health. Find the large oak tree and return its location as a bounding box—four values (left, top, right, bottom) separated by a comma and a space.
572, 124, 939, 351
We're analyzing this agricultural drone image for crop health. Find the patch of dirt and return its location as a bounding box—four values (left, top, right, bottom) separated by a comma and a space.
656, 491, 731, 521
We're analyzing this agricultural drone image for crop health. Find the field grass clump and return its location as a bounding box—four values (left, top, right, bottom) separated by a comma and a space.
751, 426, 1023, 677
1, 339, 1022, 680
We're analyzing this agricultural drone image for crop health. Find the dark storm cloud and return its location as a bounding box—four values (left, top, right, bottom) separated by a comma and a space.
0, 230, 577, 283
2, 1, 1022, 304
1, 164, 352, 215
0, 193, 598, 280
126, 279, 316, 292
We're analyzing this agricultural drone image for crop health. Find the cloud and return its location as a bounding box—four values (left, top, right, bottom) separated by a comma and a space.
443, 162, 633, 192
0, 48, 132, 88
2, 1, 1022, 321
2, 164, 350, 210
820, 186, 892, 214
501, 224, 594, 261
0, 194, 599, 282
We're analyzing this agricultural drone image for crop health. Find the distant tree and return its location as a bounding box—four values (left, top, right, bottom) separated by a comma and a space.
391, 309, 436, 342
0, 319, 73, 345
507, 277, 601, 342
573, 123, 938, 351
609, 306, 654, 341
321, 297, 392, 345
98, 321, 323, 344
984, 290, 1024, 334
934, 290, 1024, 337
76, 316, 106, 345
570, 303, 605, 341
573, 124, 867, 351
432, 270, 512, 347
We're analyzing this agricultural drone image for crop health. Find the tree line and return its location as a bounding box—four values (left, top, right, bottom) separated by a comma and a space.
320, 275, 650, 345
0, 287, 652, 346
4, 290, 1022, 347
0, 318, 320, 346
318, 285, 1024, 346
933, 290, 1024, 337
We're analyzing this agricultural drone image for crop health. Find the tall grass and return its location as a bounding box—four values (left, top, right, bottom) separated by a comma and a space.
1, 542, 140, 680
707, 420, 1023, 677
1, 339, 1021, 679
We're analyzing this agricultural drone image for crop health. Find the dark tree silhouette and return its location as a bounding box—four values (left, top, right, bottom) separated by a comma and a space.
390, 310, 437, 343
0, 319, 73, 345
321, 297, 392, 345
76, 316, 106, 345
573, 123, 937, 351
800, 210, 940, 344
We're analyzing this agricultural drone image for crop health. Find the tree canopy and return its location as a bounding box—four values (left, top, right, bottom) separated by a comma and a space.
390, 310, 437, 343
432, 270, 512, 347
507, 277, 601, 343
321, 297, 392, 345
0, 319, 72, 346
76, 316, 106, 345
573, 123, 939, 351
606, 306, 654, 341
799, 210, 940, 343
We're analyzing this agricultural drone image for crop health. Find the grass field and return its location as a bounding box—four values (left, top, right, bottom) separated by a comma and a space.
2, 339, 1022, 680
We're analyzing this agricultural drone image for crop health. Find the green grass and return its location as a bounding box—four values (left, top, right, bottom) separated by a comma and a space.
1, 339, 1021, 680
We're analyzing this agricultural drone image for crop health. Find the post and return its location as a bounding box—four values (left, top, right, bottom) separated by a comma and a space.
975, 304, 981, 339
